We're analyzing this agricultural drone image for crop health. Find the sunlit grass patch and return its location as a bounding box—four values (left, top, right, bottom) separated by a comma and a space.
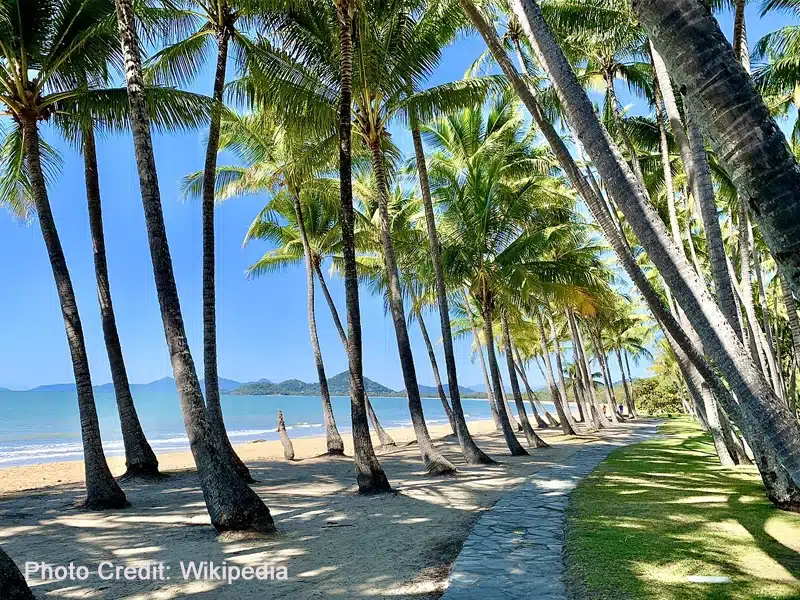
564, 417, 800, 600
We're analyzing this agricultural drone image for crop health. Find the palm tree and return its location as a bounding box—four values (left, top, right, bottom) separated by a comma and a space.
0, 0, 128, 509
245, 189, 346, 456
506, 0, 800, 495
0, 546, 33, 600
429, 94, 604, 451
146, 0, 267, 482
461, 0, 800, 504
335, 0, 391, 492
113, 0, 275, 530
183, 110, 346, 456
633, 0, 800, 302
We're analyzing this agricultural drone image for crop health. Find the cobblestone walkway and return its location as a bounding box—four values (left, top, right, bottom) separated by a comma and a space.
441, 422, 659, 600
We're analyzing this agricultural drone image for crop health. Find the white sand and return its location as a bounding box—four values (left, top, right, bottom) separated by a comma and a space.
0, 419, 635, 599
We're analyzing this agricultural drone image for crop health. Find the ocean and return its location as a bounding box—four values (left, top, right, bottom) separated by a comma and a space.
0, 390, 559, 467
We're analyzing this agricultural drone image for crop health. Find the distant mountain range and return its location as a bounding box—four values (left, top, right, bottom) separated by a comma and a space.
7, 377, 262, 394
3, 374, 498, 398
231, 372, 395, 396
411, 384, 477, 396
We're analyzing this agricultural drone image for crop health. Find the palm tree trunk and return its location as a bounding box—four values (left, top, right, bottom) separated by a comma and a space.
755, 251, 784, 397
464, 0, 799, 504
781, 277, 800, 387
652, 74, 683, 251
509, 0, 800, 491
22, 116, 128, 510
546, 312, 581, 429
501, 313, 548, 447
512, 349, 548, 427
313, 264, 396, 447
576, 322, 611, 427
732, 0, 750, 72
333, 0, 391, 493
466, 304, 502, 431
497, 368, 522, 431
113, 0, 275, 530
410, 124, 492, 463
684, 101, 742, 337
616, 348, 635, 417
0, 546, 34, 600
367, 138, 455, 475
292, 193, 345, 455
590, 329, 621, 424
479, 298, 528, 456
414, 304, 456, 435
634, 0, 800, 301
201, 29, 252, 482
83, 125, 159, 477
534, 310, 577, 435
567, 311, 600, 429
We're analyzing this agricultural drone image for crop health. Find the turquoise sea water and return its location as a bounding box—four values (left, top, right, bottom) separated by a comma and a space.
0, 390, 559, 467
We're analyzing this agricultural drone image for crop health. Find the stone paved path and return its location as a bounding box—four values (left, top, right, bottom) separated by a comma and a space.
441, 422, 659, 600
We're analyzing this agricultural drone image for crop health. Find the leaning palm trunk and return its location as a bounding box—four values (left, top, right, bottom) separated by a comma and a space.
22, 117, 128, 510
479, 296, 527, 455
615, 348, 635, 417
548, 315, 580, 429
781, 277, 800, 387
83, 125, 159, 478
367, 139, 455, 475
411, 123, 493, 464
633, 0, 800, 301
293, 194, 345, 455
0, 546, 33, 600
591, 330, 621, 424
577, 324, 611, 427
567, 312, 600, 429
501, 313, 548, 447
622, 353, 638, 417
313, 264, 395, 446
512, 350, 548, 427
508, 0, 800, 494
467, 307, 502, 431
114, 0, 275, 530
201, 30, 252, 483
410, 290, 456, 435
534, 310, 577, 434
332, 0, 391, 493
755, 251, 784, 397
684, 102, 742, 336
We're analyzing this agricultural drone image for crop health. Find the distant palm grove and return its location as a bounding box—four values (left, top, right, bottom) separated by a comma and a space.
3, 0, 800, 593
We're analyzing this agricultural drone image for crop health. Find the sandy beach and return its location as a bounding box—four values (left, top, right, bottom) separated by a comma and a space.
0, 419, 634, 599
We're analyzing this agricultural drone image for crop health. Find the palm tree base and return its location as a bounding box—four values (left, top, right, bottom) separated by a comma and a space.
356, 471, 393, 495
119, 462, 162, 481
78, 493, 130, 511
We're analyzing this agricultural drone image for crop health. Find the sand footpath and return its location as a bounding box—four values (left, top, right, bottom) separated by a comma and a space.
0, 419, 634, 599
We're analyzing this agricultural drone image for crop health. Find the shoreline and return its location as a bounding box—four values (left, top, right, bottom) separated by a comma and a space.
0, 419, 499, 496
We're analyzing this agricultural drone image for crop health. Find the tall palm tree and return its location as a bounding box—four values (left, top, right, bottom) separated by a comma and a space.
506, 0, 800, 494
633, 0, 800, 302
461, 0, 800, 505
113, 0, 275, 530
334, 0, 391, 492
429, 94, 602, 451
183, 110, 346, 455
147, 0, 268, 482
0, 0, 128, 509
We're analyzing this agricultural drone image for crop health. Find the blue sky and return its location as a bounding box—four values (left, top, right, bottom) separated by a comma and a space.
0, 3, 792, 391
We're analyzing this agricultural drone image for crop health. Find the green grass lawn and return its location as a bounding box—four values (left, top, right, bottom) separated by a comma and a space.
564, 417, 800, 599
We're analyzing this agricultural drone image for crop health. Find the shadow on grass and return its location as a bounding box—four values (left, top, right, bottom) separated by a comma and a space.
564, 417, 800, 600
